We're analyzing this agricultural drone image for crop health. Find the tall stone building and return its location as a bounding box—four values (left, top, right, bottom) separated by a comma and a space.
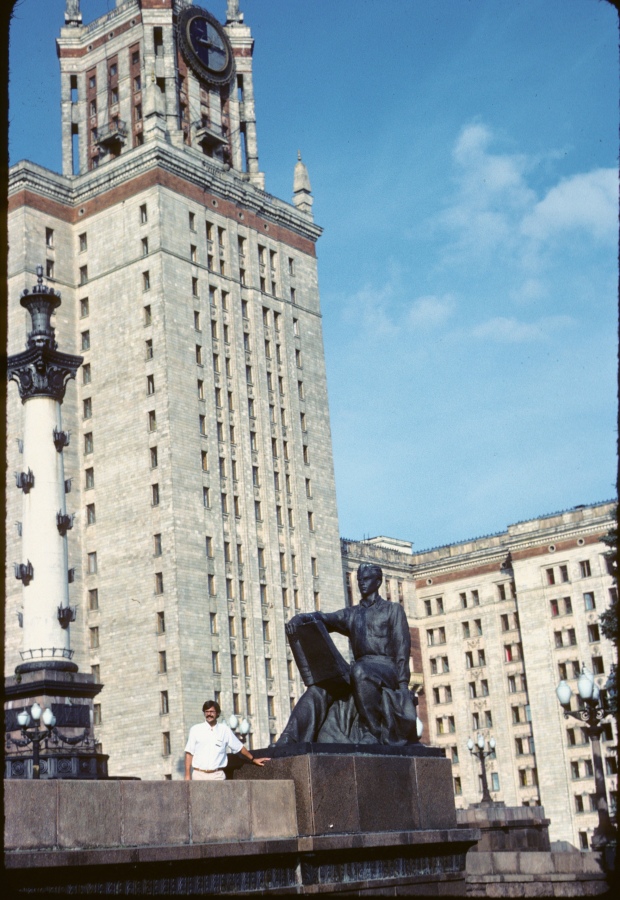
6, 0, 343, 776
342, 500, 617, 848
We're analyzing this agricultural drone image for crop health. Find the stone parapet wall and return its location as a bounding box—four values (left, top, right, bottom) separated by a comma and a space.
457, 806, 551, 852
5, 779, 478, 896
466, 851, 609, 897
4, 779, 297, 852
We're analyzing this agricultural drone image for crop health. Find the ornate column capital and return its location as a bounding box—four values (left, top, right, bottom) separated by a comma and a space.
7, 267, 82, 403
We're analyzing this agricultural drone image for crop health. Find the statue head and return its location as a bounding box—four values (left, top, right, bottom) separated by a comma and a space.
357, 563, 383, 597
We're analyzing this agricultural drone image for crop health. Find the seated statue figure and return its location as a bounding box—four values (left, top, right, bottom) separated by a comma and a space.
277, 563, 419, 745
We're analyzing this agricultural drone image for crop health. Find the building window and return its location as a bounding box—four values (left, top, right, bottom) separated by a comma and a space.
592, 656, 605, 675
150, 446, 158, 468
584, 592, 596, 610
142, 237, 149, 257
587, 623, 600, 643
87, 551, 97, 574
143, 271, 150, 291
152, 483, 160, 506
579, 560, 591, 578
86, 503, 96, 525
154, 611, 165, 636
79, 265, 88, 284
203, 487, 210, 508
82, 363, 91, 384
148, 410, 157, 431
140, 205, 148, 224
160, 691, 169, 715
81, 330, 90, 350
84, 432, 94, 455
89, 626, 99, 649
83, 397, 92, 419
146, 339, 154, 359
154, 572, 164, 594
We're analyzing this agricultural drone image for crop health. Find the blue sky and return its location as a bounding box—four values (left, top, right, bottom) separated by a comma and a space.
9, 0, 618, 550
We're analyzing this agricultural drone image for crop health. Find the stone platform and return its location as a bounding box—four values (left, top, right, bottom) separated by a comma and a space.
4, 779, 478, 895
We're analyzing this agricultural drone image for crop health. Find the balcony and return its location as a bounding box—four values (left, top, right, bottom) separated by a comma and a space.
94, 119, 128, 151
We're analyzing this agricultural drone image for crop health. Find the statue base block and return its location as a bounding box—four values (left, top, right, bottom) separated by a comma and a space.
232, 744, 456, 837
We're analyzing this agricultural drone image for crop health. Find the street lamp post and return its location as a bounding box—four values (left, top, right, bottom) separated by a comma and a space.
6, 702, 91, 780
467, 733, 497, 806
555, 666, 615, 849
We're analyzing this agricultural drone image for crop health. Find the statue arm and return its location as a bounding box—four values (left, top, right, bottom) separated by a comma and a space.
393, 605, 412, 687
316, 607, 350, 637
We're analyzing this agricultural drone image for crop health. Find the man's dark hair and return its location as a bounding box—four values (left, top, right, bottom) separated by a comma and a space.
202, 700, 221, 716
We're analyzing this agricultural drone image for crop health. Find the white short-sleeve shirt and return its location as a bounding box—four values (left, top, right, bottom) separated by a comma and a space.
185, 721, 243, 771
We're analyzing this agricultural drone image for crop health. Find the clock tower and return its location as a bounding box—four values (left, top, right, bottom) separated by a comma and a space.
59, 0, 264, 188
6, 0, 343, 778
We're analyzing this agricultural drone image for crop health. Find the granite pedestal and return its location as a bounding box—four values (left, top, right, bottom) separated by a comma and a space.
232, 743, 456, 837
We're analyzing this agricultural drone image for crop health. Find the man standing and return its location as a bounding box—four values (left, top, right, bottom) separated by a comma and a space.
184, 700, 269, 780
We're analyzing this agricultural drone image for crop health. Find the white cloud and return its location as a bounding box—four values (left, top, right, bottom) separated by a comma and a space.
408, 294, 456, 329
520, 169, 617, 242
471, 315, 573, 343
509, 278, 547, 305
437, 122, 616, 267
342, 282, 456, 338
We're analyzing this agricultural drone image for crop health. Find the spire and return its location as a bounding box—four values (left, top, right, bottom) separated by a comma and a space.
226, 0, 243, 24
293, 151, 314, 217
65, 0, 82, 27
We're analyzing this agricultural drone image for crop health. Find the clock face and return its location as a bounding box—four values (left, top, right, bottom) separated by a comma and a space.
178, 7, 234, 86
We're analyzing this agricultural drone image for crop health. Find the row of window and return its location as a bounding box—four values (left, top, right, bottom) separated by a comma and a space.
545, 560, 593, 585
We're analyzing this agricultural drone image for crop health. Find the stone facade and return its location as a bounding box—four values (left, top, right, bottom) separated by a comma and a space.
341, 500, 617, 848
6, 0, 343, 777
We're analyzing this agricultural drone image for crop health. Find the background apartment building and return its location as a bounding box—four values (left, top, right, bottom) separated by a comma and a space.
6, 0, 343, 777
342, 500, 617, 848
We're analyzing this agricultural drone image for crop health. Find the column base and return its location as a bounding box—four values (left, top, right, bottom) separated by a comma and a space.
16, 660, 79, 675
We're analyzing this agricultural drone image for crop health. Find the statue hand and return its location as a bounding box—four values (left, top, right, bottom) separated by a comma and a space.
285, 613, 314, 636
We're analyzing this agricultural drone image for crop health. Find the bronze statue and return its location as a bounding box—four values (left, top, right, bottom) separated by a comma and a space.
278, 563, 419, 745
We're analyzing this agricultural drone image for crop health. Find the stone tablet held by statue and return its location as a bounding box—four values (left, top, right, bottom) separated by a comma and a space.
287, 618, 350, 687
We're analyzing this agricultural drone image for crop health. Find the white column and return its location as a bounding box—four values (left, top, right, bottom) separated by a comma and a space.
20, 396, 71, 662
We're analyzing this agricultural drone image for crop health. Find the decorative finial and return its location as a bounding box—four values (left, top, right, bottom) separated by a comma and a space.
293, 151, 313, 216
36, 265, 44, 286
65, 0, 82, 27
226, 1, 243, 24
